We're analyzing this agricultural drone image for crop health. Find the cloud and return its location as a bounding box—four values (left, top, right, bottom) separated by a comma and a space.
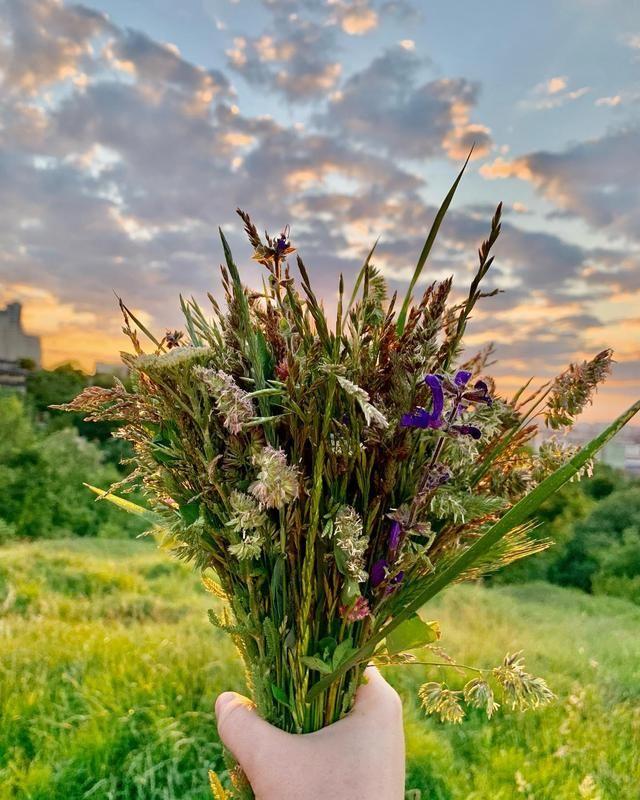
319, 46, 492, 159
0, 0, 110, 94
595, 95, 622, 107
225, 5, 342, 101
541, 76, 568, 94
331, 0, 379, 35
480, 126, 640, 242
519, 76, 590, 111
621, 33, 640, 50
0, 0, 637, 415
105, 29, 230, 112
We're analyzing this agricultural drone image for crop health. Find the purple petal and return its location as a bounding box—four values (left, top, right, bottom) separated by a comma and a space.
400, 408, 442, 429
370, 559, 388, 587
463, 380, 493, 407
400, 408, 430, 428
451, 424, 482, 440
385, 571, 404, 595
424, 374, 445, 420
388, 521, 402, 552
454, 370, 472, 387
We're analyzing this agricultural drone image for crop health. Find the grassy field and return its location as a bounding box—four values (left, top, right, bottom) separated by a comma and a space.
1, 539, 639, 800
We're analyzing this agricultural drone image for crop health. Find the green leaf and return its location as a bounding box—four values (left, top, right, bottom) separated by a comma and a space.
386, 615, 440, 655
317, 637, 337, 660
396, 148, 472, 336
305, 398, 640, 703
271, 683, 291, 709
179, 501, 200, 526
84, 484, 161, 524
332, 639, 358, 670
333, 544, 348, 576
301, 656, 333, 675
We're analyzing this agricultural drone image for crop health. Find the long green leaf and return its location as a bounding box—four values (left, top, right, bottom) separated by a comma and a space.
395, 148, 473, 336
117, 296, 164, 350
343, 238, 379, 329
306, 398, 640, 702
84, 483, 162, 524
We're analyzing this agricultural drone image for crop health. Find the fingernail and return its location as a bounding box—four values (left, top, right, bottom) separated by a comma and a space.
215, 691, 235, 719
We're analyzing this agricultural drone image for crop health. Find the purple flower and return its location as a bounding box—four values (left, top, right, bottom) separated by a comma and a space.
400, 374, 444, 429
424, 464, 452, 489
400, 371, 491, 439
275, 224, 291, 255
464, 379, 493, 407
454, 370, 472, 387
385, 571, 404, 595
370, 559, 388, 587
450, 424, 482, 439
388, 520, 402, 553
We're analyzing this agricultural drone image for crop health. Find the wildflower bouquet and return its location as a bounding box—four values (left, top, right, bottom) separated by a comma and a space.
57, 164, 639, 798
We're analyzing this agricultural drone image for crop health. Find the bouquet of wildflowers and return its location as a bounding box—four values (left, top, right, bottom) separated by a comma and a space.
57, 164, 639, 798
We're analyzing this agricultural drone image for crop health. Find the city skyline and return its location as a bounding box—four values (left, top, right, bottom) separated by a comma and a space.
1, 0, 639, 423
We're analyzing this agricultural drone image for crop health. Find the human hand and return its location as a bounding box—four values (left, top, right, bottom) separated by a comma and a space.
215, 667, 405, 800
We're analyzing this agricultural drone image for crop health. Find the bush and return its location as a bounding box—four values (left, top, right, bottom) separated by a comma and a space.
0, 394, 145, 540
551, 487, 640, 602
25, 364, 133, 468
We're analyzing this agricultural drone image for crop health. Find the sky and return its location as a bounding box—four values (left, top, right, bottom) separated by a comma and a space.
1, 0, 639, 422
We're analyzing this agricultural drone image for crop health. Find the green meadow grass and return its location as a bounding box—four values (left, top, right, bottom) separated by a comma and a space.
1, 539, 638, 799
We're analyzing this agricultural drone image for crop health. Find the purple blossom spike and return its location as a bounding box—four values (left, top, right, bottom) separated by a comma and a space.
370, 559, 388, 587
400, 407, 443, 429
400, 374, 444, 429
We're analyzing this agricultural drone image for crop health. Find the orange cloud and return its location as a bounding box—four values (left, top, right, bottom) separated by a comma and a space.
480, 156, 535, 181
340, 9, 378, 35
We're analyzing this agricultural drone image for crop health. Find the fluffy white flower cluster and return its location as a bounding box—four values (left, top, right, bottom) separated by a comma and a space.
249, 446, 300, 509
195, 367, 254, 434
333, 505, 368, 583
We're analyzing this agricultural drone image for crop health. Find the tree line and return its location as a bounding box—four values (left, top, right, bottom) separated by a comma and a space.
1, 364, 639, 604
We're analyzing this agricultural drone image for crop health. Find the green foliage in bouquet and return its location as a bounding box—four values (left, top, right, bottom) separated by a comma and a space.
56, 164, 639, 797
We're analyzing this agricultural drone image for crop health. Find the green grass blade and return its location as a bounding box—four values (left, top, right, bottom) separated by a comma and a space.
306, 398, 640, 702
84, 484, 162, 524
117, 296, 164, 350
179, 295, 202, 347
396, 149, 472, 336
343, 238, 379, 328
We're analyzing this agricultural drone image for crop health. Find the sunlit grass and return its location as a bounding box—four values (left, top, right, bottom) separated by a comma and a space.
1, 539, 638, 799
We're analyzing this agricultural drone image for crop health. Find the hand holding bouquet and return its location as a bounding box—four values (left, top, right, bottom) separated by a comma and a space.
57, 165, 639, 798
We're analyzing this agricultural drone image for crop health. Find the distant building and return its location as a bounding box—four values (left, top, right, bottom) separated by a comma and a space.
537, 422, 640, 475
0, 302, 41, 391
0, 359, 31, 392
0, 303, 41, 365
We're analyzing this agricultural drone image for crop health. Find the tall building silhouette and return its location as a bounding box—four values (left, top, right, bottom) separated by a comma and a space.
0, 302, 41, 365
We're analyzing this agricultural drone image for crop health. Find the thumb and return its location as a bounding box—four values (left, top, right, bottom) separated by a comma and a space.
215, 691, 286, 777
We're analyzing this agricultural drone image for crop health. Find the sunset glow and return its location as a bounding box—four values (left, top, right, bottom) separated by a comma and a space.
1, 0, 638, 421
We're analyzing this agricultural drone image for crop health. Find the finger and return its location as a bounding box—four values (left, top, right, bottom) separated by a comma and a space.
351, 667, 403, 721
215, 692, 267, 762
